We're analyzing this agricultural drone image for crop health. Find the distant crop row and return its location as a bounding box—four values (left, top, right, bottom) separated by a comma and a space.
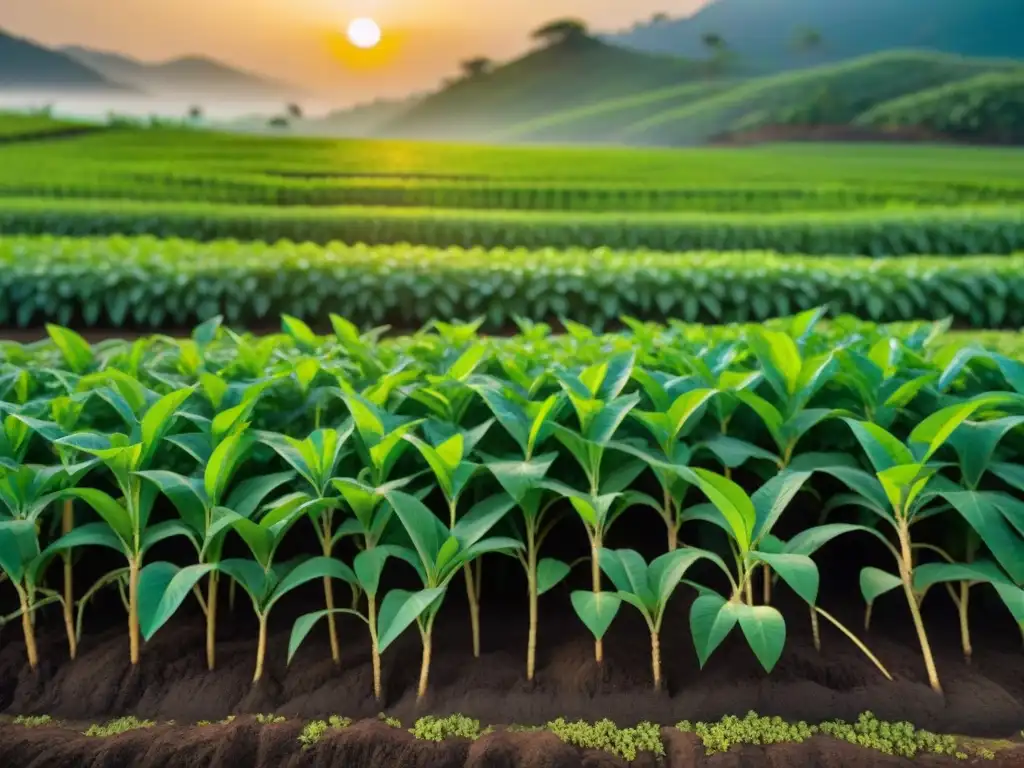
1, 200, 1022, 256
2, 311, 1024, 701
5, 170, 1024, 213
2, 236, 1022, 331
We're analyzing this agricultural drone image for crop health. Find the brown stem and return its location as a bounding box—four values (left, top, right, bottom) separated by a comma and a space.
762, 563, 772, 605
898, 525, 941, 694
206, 571, 219, 671
417, 626, 432, 701
20, 589, 39, 671
464, 563, 481, 658
324, 573, 341, 665
651, 629, 662, 691
62, 499, 77, 660
128, 558, 140, 665
591, 538, 603, 663
811, 605, 821, 651
368, 593, 382, 701
253, 613, 268, 683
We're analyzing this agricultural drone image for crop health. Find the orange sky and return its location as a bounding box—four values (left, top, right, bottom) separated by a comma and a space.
1, 0, 706, 102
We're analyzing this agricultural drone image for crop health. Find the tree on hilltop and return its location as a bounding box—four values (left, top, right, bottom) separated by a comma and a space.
460, 57, 494, 78
701, 32, 732, 76
531, 18, 588, 46
793, 27, 823, 54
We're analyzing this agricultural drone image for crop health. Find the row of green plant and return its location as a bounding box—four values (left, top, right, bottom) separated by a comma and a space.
0, 199, 1022, 256
3, 235, 1024, 331
5, 170, 1024, 212
5, 711, 1006, 761
2, 312, 1024, 702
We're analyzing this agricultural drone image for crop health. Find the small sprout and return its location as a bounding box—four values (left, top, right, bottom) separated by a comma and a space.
83, 717, 155, 737
976, 747, 996, 760
411, 715, 483, 742
546, 718, 664, 761
298, 716, 352, 749
378, 713, 402, 728
13, 715, 54, 728
254, 713, 286, 725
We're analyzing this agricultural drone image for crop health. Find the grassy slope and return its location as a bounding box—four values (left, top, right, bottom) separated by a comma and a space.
0, 112, 87, 139
857, 70, 1024, 142
621, 50, 1023, 145
376, 36, 701, 141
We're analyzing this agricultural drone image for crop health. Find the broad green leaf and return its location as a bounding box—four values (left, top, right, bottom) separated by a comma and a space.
453, 493, 516, 550
736, 391, 784, 446
748, 329, 801, 399
697, 434, 780, 469
751, 471, 812, 542
690, 593, 739, 667
0, 520, 38, 582
353, 546, 397, 597
267, 556, 356, 611
648, 548, 707, 616
377, 587, 446, 652
288, 607, 368, 664
667, 389, 716, 439
281, 314, 319, 350
877, 463, 933, 516
909, 398, 998, 463
527, 394, 559, 457
860, 567, 902, 605
570, 590, 621, 640
736, 603, 787, 672
226, 471, 297, 520
140, 387, 196, 464
139, 562, 216, 640
692, 469, 755, 552
536, 557, 570, 595
384, 490, 446, 575
941, 491, 1024, 583
61, 487, 133, 544
135, 470, 206, 534
754, 552, 819, 605
485, 454, 556, 505
46, 325, 93, 374
948, 417, 1024, 490
843, 419, 912, 473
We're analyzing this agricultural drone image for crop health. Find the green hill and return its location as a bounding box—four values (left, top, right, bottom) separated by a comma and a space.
496, 80, 732, 144
857, 70, 1024, 144
377, 36, 701, 141
0, 29, 121, 91
620, 50, 1023, 145
610, 0, 1024, 71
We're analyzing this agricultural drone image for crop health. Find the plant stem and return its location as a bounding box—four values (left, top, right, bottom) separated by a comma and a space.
253, 613, 268, 683
205, 571, 219, 671
663, 489, 677, 552
958, 581, 972, 664
810, 605, 821, 651
128, 557, 140, 665
591, 538, 603, 663
762, 563, 771, 605
650, 629, 662, 691
61, 499, 77, 660
368, 593, 382, 701
417, 625, 432, 701
323, 538, 341, 665
229, 577, 237, 612
814, 606, 893, 681
526, 533, 538, 681
897, 525, 941, 694
864, 603, 873, 631
19, 589, 39, 671
464, 562, 481, 658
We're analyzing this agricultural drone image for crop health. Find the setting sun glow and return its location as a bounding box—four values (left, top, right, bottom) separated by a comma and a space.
346, 17, 381, 49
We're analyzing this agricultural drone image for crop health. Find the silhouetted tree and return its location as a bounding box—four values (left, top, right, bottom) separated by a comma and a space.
460, 57, 494, 78
701, 32, 731, 76
793, 27, 823, 54
531, 18, 588, 46
286, 103, 303, 119
187, 105, 203, 121
268, 116, 290, 129
651, 12, 670, 24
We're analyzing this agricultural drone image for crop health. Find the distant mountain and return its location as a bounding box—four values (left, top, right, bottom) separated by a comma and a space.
377, 36, 702, 141
0, 29, 123, 90
610, 0, 1024, 72
61, 46, 298, 99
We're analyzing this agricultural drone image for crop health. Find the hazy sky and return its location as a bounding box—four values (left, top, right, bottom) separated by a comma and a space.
1, 1, 706, 102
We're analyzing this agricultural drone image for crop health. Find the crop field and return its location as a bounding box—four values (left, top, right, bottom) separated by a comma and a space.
2, 123, 1024, 767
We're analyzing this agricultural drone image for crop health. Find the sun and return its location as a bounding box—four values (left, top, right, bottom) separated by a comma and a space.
346, 17, 381, 49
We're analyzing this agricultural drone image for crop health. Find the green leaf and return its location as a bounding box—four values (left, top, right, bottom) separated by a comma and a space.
61, 487, 134, 545
136, 470, 206, 534
281, 314, 319, 350
384, 490, 446, 577
748, 329, 802, 399
697, 434, 780, 469
46, 325, 93, 374
751, 471, 812, 542
666, 389, 716, 439
527, 394, 560, 457
0, 520, 39, 582
948, 417, 1024, 490
536, 558, 570, 595
377, 587, 446, 652
909, 398, 996, 463
736, 603, 787, 672
941, 491, 1024, 584
860, 567, 902, 606
755, 552, 819, 605
691, 469, 756, 552
485, 454, 556, 505
690, 592, 739, 668
267, 556, 356, 611
570, 590, 621, 640
453, 493, 516, 550
138, 562, 216, 641
353, 546, 398, 597
288, 607, 368, 664
226, 471, 297, 520
203, 431, 250, 505
842, 419, 912, 473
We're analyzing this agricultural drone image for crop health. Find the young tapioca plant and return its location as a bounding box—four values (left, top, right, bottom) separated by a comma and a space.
404, 419, 494, 658
835, 394, 1021, 694
682, 468, 892, 681
0, 461, 95, 668
548, 352, 642, 663
574, 548, 711, 690
405, 341, 489, 425
833, 338, 939, 428
258, 427, 352, 665
381, 489, 521, 701
135, 429, 295, 670
51, 386, 198, 665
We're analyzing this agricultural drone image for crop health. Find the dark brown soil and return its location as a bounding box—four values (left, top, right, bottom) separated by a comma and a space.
1, 589, 1023, 766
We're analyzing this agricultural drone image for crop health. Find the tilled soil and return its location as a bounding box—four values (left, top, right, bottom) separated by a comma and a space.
1, 590, 1023, 766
